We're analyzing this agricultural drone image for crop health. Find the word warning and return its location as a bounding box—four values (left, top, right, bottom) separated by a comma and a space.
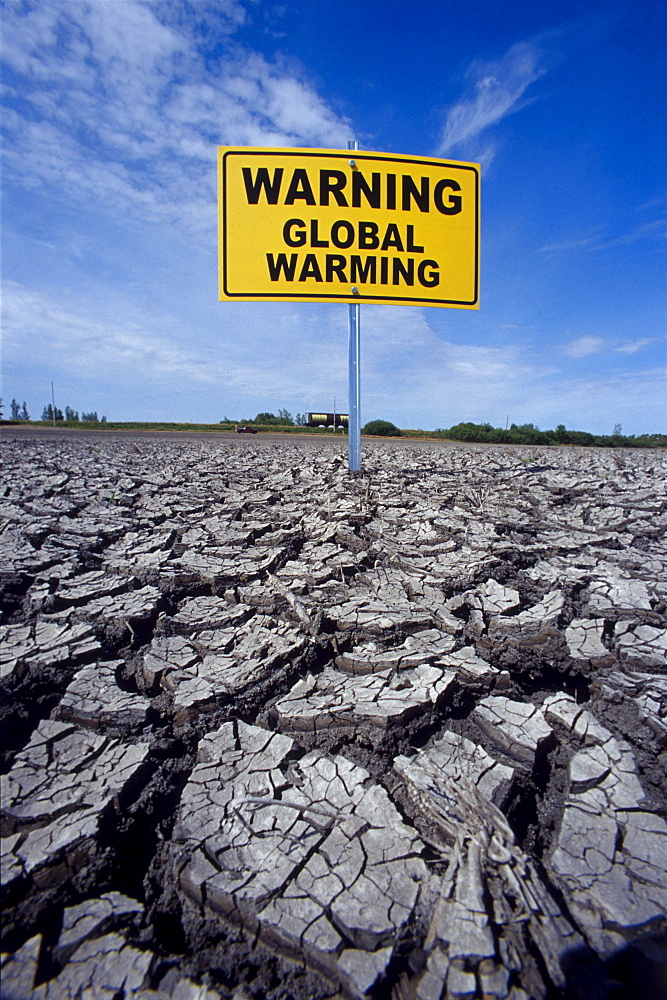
218, 147, 480, 308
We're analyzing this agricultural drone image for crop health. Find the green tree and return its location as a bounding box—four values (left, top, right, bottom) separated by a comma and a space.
362, 419, 401, 437
64, 406, 79, 421
10, 399, 21, 419
42, 403, 63, 421
20, 401, 29, 420
277, 408, 294, 424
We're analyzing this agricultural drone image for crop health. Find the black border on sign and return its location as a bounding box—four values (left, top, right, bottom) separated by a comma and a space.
220, 149, 479, 306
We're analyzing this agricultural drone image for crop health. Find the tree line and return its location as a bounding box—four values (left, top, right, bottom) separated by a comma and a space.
1, 399, 662, 447
0, 399, 106, 423
233, 410, 308, 426
433, 422, 666, 448
230, 414, 665, 447
40, 405, 106, 423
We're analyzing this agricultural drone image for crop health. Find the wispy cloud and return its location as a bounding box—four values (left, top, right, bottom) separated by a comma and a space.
540, 218, 666, 254
564, 336, 605, 358
593, 218, 667, 250
614, 338, 656, 355
436, 35, 559, 166
538, 229, 606, 254
439, 42, 544, 152
435, 14, 618, 169
564, 334, 660, 359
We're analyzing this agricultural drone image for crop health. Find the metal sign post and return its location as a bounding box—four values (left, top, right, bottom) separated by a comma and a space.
346, 140, 361, 472
348, 296, 361, 471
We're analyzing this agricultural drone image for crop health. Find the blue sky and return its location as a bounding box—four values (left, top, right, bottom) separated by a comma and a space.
1, 0, 665, 434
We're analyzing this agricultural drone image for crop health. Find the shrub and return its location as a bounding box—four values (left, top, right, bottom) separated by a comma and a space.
362, 419, 401, 437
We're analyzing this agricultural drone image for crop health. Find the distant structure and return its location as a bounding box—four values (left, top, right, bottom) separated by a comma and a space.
307, 412, 348, 428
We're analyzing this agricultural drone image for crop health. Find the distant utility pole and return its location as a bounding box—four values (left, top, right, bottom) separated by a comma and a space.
51, 382, 56, 427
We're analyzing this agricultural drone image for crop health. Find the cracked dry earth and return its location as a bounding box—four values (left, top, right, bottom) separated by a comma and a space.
1, 434, 666, 1000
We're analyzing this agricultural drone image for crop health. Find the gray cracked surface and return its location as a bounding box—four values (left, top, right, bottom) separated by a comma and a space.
473, 696, 554, 770
174, 720, 425, 997
1, 719, 150, 885
544, 693, 667, 958
273, 664, 455, 733
1, 432, 666, 999
394, 745, 586, 999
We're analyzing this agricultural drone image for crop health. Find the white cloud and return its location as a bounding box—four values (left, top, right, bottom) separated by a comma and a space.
564, 336, 605, 358
84, 0, 186, 72
614, 337, 655, 355
436, 38, 550, 165
0, 0, 350, 233
1, 279, 216, 384
339, 307, 557, 428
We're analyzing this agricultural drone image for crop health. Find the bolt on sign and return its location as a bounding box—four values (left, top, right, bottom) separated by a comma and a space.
218, 147, 480, 309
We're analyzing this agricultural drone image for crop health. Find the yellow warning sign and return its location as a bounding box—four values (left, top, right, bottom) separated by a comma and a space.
218, 147, 479, 308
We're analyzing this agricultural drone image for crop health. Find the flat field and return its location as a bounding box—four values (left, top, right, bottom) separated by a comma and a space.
1, 431, 666, 999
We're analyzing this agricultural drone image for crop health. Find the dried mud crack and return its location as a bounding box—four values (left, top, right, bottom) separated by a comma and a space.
1, 433, 666, 1000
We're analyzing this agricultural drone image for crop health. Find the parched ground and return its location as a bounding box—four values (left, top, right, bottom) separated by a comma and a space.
1, 431, 666, 1000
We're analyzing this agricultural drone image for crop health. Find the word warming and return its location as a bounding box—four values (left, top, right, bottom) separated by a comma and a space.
218, 147, 480, 308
